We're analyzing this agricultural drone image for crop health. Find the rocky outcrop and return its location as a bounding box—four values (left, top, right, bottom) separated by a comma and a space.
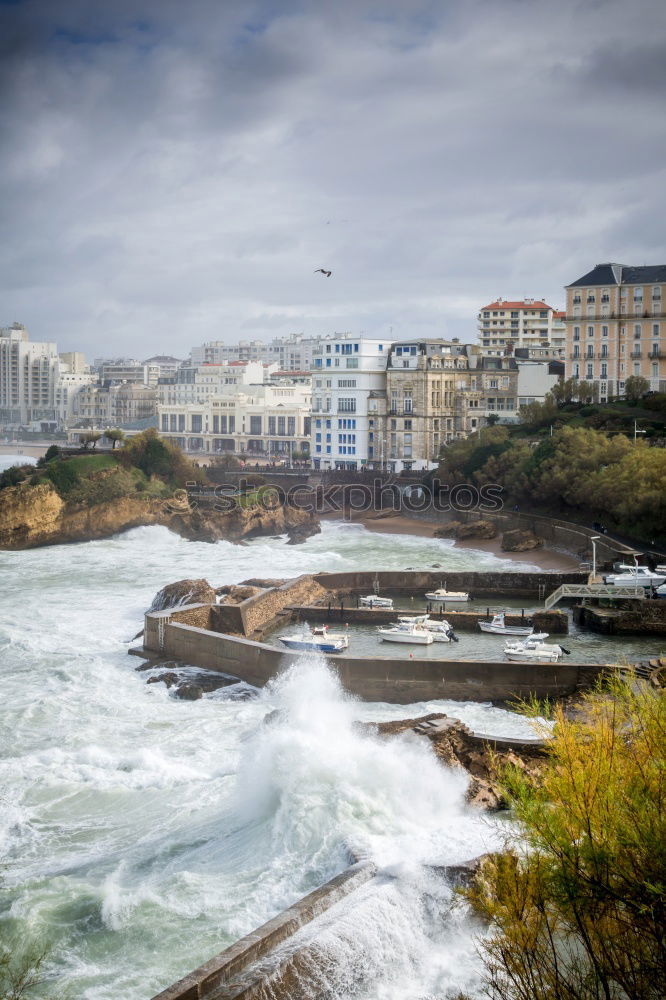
217, 584, 264, 604
501, 528, 544, 552
286, 520, 322, 545
0, 482, 320, 550
435, 519, 498, 540
148, 579, 217, 613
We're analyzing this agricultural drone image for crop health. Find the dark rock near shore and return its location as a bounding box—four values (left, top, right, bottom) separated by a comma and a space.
501, 528, 544, 552
434, 519, 497, 540
147, 671, 179, 688
286, 521, 322, 545
174, 683, 203, 701
148, 578, 216, 613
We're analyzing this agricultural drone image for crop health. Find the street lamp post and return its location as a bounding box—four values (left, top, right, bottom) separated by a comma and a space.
590, 535, 600, 581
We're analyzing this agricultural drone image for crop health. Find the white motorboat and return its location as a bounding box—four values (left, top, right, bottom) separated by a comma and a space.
655, 564, 666, 575
503, 634, 565, 662
603, 565, 666, 588
425, 587, 469, 603
398, 615, 459, 642
360, 595, 394, 608
479, 612, 534, 636
279, 627, 348, 653
656, 583, 666, 598
312, 624, 350, 644
377, 621, 434, 644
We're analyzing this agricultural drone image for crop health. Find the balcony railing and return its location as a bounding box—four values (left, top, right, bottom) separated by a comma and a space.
630, 351, 642, 359
565, 311, 665, 322
649, 350, 665, 359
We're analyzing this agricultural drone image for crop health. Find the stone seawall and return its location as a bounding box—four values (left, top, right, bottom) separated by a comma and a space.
573, 601, 666, 636
151, 860, 378, 1000
144, 616, 608, 704
288, 605, 569, 633
313, 569, 586, 599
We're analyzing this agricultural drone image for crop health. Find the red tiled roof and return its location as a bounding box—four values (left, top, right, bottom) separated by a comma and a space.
480, 300, 553, 311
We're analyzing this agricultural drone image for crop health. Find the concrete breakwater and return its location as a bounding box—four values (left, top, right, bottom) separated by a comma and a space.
212, 569, 582, 640
136, 570, 612, 704
151, 860, 378, 1000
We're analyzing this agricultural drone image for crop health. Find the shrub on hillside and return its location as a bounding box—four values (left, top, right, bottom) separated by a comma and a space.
118, 429, 204, 486
468, 676, 666, 1000
45, 461, 80, 496
0, 464, 34, 490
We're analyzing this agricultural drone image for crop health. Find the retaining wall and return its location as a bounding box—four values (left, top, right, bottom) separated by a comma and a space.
312, 569, 586, 598
415, 508, 645, 567
288, 605, 569, 633
144, 617, 608, 703
151, 861, 378, 1000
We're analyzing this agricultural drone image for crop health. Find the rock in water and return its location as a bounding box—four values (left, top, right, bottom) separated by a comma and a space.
434, 519, 497, 539
174, 683, 203, 701
148, 578, 216, 612
286, 521, 322, 545
501, 529, 544, 551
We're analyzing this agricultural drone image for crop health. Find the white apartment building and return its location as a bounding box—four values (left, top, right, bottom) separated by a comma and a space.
310, 334, 388, 470
59, 351, 89, 374
55, 372, 96, 426
158, 382, 311, 458
478, 299, 566, 356
0, 323, 61, 429
191, 334, 340, 372
157, 361, 277, 407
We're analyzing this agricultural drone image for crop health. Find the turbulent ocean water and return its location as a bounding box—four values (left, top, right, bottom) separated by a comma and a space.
0, 522, 543, 999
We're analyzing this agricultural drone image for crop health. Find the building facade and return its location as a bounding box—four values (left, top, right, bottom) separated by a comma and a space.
191, 334, 328, 372
564, 263, 666, 400
478, 299, 565, 356
0, 323, 60, 429
157, 382, 311, 457
368, 340, 471, 471
310, 334, 388, 470
73, 383, 158, 428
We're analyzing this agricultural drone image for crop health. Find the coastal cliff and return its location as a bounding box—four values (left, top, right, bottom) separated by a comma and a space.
0, 481, 320, 550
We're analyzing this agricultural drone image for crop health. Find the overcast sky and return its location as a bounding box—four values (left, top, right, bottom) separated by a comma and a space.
2, 0, 666, 359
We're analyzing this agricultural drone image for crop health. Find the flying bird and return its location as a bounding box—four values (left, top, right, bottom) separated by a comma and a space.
314, 268, 332, 277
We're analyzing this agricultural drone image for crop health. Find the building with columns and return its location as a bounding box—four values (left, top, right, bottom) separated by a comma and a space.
157, 382, 311, 458
564, 263, 666, 400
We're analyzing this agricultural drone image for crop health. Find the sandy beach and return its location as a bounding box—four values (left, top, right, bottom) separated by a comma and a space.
322, 510, 581, 571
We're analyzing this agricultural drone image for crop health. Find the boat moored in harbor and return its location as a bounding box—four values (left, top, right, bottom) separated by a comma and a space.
479, 612, 534, 636
279, 627, 349, 653
425, 586, 469, 603
503, 634, 565, 662
359, 595, 394, 608
377, 620, 434, 644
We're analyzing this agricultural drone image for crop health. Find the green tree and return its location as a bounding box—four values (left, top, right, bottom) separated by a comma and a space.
103, 428, 125, 450
468, 677, 666, 1000
37, 445, 62, 466
118, 428, 204, 486
79, 432, 101, 451
211, 452, 241, 470
0, 933, 60, 999
623, 375, 650, 405
486, 413, 501, 426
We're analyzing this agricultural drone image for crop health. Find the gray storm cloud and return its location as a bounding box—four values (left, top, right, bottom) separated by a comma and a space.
1, 0, 665, 357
